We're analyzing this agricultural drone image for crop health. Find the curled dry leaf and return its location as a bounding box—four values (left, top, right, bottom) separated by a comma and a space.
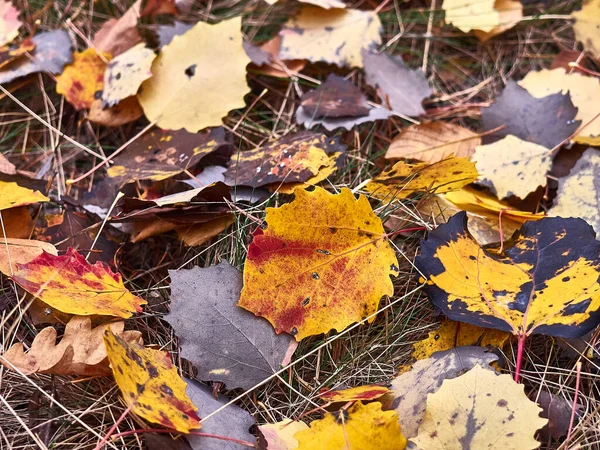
1, 316, 141, 376
0, 0, 21, 47
0, 180, 49, 210
0, 238, 57, 276
239, 187, 398, 340
571, 0, 600, 59
317, 385, 391, 403
259, 419, 308, 450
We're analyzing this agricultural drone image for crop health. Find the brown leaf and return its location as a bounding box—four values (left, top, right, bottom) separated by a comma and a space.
93, 0, 142, 56
536, 391, 578, 440
0, 152, 15, 174
87, 96, 143, 127
300, 74, 370, 118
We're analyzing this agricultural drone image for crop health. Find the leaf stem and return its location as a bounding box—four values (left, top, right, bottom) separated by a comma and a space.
109, 428, 256, 447
94, 405, 132, 450
514, 335, 526, 382
565, 361, 582, 445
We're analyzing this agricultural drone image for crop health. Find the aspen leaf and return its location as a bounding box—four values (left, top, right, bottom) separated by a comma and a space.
279, 7, 381, 68
0, 0, 21, 47
259, 419, 308, 450
443, 0, 522, 38
103, 329, 200, 433
138, 17, 250, 132
295, 401, 406, 450
0, 238, 57, 276
571, 0, 600, 59
472, 0, 523, 42
0, 181, 49, 210
365, 157, 478, 201
318, 385, 391, 402
411, 364, 547, 449
11, 247, 146, 318
416, 211, 600, 338
238, 187, 398, 341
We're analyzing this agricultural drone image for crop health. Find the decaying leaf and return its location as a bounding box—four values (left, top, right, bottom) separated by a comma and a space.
385, 122, 480, 163
318, 385, 391, 402
279, 7, 381, 68
536, 391, 577, 440
93, 0, 142, 56
387, 346, 498, 438
571, 0, 600, 59
295, 401, 406, 450
88, 96, 143, 126
11, 247, 146, 318
0, 0, 21, 47
362, 50, 432, 116
1, 316, 141, 376
365, 157, 478, 201
0, 180, 49, 210
412, 364, 547, 449
259, 419, 308, 450
300, 74, 370, 118
225, 132, 346, 188
238, 187, 398, 340
412, 318, 510, 360
103, 329, 200, 433
138, 17, 250, 132
472, 135, 551, 199
55, 49, 111, 110
102, 43, 155, 107
416, 211, 600, 338
175, 215, 234, 247
165, 262, 297, 390
0, 38, 34, 71
0, 238, 57, 276
481, 81, 579, 149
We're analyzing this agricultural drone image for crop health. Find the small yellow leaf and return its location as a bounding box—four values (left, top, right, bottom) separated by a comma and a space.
571, 0, 600, 59
0, 181, 49, 211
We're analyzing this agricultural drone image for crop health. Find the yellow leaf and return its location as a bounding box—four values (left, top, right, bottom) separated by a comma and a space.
318, 385, 391, 402
518, 68, 600, 144
365, 157, 478, 201
138, 17, 250, 131
443, 0, 499, 33
412, 364, 547, 449
412, 318, 510, 360
259, 419, 309, 450
270, 152, 345, 194
0, 181, 49, 211
295, 402, 406, 450
103, 329, 200, 433
279, 7, 381, 68
0, 238, 57, 276
473, 0, 523, 42
472, 135, 551, 199
572, 0, 600, 59
238, 187, 398, 341
385, 122, 481, 163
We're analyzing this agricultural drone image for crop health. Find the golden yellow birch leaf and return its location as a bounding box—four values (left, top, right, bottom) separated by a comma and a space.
0, 181, 49, 210
138, 17, 250, 131
473, 0, 523, 42
278, 6, 381, 68
365, 157, 478, 201
385, 122, 481, 163
295, 402, 406, 450
317, 385, 391, 402
11, 247, 146, 318
412, 364, 547, 449
0, 238, 57, 276
472, 135, 551, 199
518, 68, 600, 145
55, 49, 111, 110
238, 187, 398, 341
443, 0, 499, 33
572, 0, 600, 59
103, 329, 200, 433
259, 419, 309, 450
412, 318, 511, 360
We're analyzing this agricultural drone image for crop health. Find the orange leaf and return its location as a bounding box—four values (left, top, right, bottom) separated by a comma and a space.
11, 247, 146, 318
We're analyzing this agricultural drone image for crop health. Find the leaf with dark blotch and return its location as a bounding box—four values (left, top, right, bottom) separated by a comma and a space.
165, 262, 297, 390
300, 75, 370, 119
296, 105, 392, 132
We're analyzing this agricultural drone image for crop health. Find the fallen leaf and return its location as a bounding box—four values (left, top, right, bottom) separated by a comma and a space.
103, 329, 200, 433
265, 0, 345, 6
365, 157, 478, 201
0, 152, 15, 175
550, 148, 600, 233
416, 211, 600, 338
0, 37, 34, 70
11, 247, 146, 318
472, 135, 551, 199
411, 319, 510, 360
385, 122, 480, 163
55, 49, 111, 110
481, 80, 580, 149
299, 74, 370, 118
279, 7, 381, 68
0, 206, 35, 239
0, 30, 72, 84
1, 316, 141, 376
518, 68, 600, 145
536, 391, 576, 440
387, 346, 498, 438
318, 385, 391, 402
165, 262, 297, 390
247, 36, 307, 78
444, 0, 521, 38
102, 43, 155, 107
0, 238, 57, 276
107, 127, 234, 185
156, 21, 193, 47
0, 180, 49, 210
259, 419, 308, 450
412, 364, 547, 449
473, 0, 523, 42
571, 0, 600, 59
238, 187, 398, 340
175, 216, 234, 247
138, 17, 250, 132
142, 0, 178, 16
362, 50, 432, 116
0, 0, 21, 46
295, 401, 406, 450
550, 49, 586, 70
145, 434, 192, 450
93, 0, 142, 56
271, 151, 346, 194
224, 132, 346, 188
88, 96, 143, 126
296, 105, 392, 131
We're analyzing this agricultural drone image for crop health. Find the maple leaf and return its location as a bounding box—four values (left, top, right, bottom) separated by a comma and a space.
138, 17, 250, 132
0, 181, 49, 210
164, 262, 297, 390
238, 187, 398, 340
411, 365, 547, 449
103, 329, 200, 433
385, 122, 481, 163
317, 385, 390, 403
1, 316, 141, 376
295, 402, 406, 450
0, 0, 21, 47
11, 247, 146, 318
259, 419, 308, 450
279, 7, 381, 68
416, 211, 600, 339
571, 0, 600, 59
0, 238, 57, 276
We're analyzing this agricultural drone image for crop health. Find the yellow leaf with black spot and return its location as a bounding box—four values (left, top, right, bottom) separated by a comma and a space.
103, 329, 200, 433
416, 211, 600, 338
0, 181, 49, 211
571, 0, 600, 60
